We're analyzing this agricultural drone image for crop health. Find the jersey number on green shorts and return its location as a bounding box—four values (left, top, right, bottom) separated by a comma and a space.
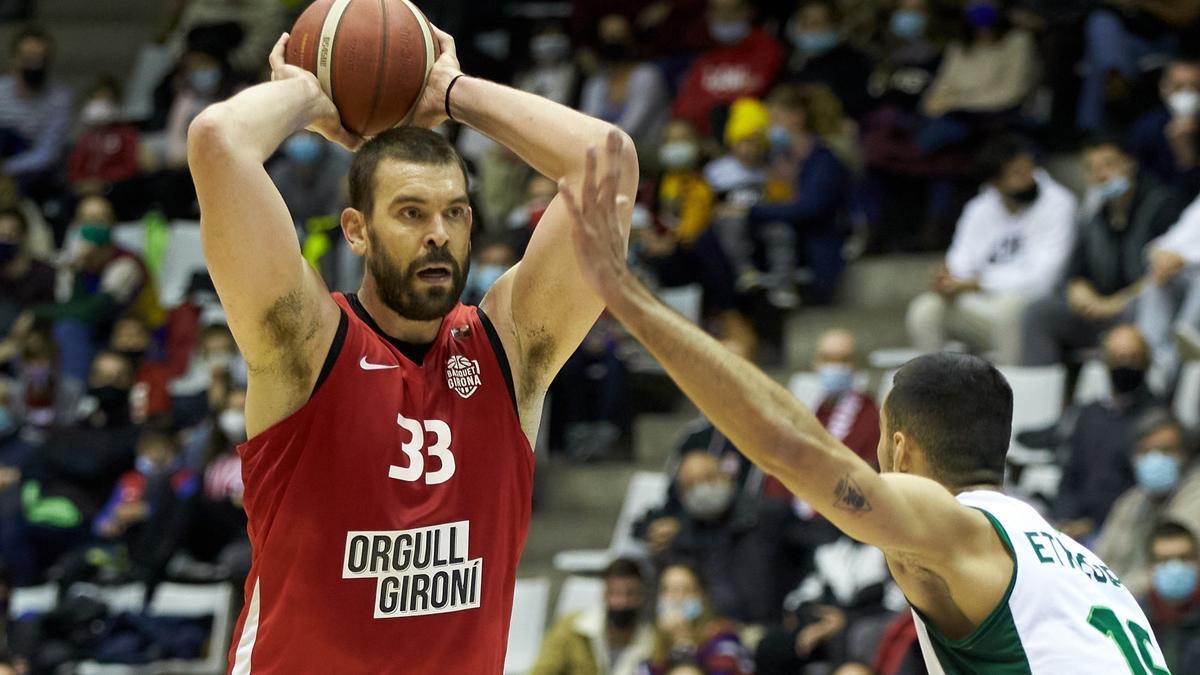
1087, 605, 1171, 675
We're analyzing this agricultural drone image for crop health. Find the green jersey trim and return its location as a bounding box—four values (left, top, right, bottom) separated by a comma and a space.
916, 508, 1033, 673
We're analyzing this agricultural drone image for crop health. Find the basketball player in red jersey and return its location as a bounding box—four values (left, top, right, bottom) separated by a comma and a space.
186, 24, 637, 673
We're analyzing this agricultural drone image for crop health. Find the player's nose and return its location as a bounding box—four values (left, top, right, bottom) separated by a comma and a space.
424, 217, 450, 248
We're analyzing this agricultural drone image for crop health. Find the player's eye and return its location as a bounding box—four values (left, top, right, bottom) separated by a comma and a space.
446, 206, 466, 220
401, 207, 422, 220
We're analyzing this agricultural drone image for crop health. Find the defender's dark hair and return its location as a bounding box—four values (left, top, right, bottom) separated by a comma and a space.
884, 353, 1013, 487
348, 127, 470, 217
976, 134, 1035, 183
603, 557, 645, 583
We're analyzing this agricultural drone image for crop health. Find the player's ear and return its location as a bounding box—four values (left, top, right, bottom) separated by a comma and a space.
892, 431, 913, 474
342, 207, 368, 256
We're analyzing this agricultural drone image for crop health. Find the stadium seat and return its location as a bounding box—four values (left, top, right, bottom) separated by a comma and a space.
504, 577, 550, 675
554, 575, 605, 620
8, 583, 57, 619
552, 471, 668, 573
1072, 359, 1112, 405
998, 365, 1067, 437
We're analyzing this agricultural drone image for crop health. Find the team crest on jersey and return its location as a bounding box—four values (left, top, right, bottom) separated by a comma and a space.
446, 355, 482, 399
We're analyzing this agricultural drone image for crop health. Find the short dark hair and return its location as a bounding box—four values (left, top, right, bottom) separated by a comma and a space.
348, 127, 470, 217
1149, 520, 1196, 554
603, 557, 644, 583
884, 353, 1013, 486
1132, 408, 1183, 446
10, 24, 52, 55
976, 134, 1035, 183
0, 208, 28, 236
1080, 132, 1132, 158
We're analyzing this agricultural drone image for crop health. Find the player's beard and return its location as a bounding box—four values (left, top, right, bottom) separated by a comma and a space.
366, 228, 469, 322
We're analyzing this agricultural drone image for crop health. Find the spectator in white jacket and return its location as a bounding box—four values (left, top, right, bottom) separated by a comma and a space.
907, 136, 1077, 364
1141, 194, 1200, 390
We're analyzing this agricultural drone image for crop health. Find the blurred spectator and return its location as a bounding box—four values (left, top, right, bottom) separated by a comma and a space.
12, 325, 80, 429
30, 196, 163, 382
268, 130, 353, 232
638, 450, 784, 623
169, 322, 243, 428
550, 313, 629, 461
462, 236, 517, 307
507, 174, 559, 252
163, 0, 283, 76
1094, 408, 1200, 596
1139, 520, 1200, 673
515, 22, 579, 106
740, 83, 854, 306
638, 562, 753, 675
918, 1, 1037, 153
800, 328, 877, 466
67, 76, 142, 219
780, 0, 872, 119
0, 173, 54, 258
756, 535, 903, 674
867, 0, 943, 113
1054, 325, 1161, 543
531, 558, 654, 675
1141, 191, 1200, 391
705, 98, 771, 208
580, 15, 671, 156
92, 421, 198, 583
672, 0, 784, 137
0, 208, 54, 334
906, 136, 1076, 364
1077, 4, 1200, 133
1130, 55, 1200, 204
109, 316, 173, 419
1022, 137, 1181, 367
19, 350, 140, 580
0, 25, 73, 200
162, 41, 231, 171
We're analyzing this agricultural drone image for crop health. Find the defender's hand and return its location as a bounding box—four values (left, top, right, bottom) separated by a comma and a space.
558, 130, 633, 304
269, 33, 361, 150
410, 24, 464, 129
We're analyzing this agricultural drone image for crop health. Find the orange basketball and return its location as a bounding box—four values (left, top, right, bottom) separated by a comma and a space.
286, 0, 441, 136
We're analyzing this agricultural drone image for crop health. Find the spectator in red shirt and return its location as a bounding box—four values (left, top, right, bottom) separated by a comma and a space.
672, 0, 784, 137
108, 316, 172, 419
66, 77, 140, 217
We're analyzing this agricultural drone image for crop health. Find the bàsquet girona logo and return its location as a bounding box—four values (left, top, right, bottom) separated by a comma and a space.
446, 355, 482, 399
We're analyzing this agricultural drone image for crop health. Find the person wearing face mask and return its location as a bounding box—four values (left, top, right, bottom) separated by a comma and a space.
1139, 185, 1200, 392
1139, 520, 1200, 673
1131, 56, 1200, 203
580, 15, 671, 155
641, 563, 752, 675
462, 238, 518, 307
1053, 325, 1163, 543
1077, 4, 1200, 135
66, 77, 142, 214
672, 0, 783, 137
639, 451, 788, 624
781, 0, 872, 120
0, 26, 73, 193
917, 1, 1036, 153
108, 316, 175, 420
515, 23, 579, 107
267, 130, 353, 234
530, 558, 654, 675
1094, 408, 1200, 598
0, 209, 54, 336
1022, 137, 1182, 369
907, 135, 1076, 364
164, 46, 229, 172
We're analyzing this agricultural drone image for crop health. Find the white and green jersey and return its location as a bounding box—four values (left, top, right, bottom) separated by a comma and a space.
912, 490, 1172, 675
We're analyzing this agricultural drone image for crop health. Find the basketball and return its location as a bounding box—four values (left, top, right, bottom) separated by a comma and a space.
285, 0, 440, 136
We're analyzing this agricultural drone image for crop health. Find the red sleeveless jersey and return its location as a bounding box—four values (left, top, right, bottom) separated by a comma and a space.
228, 293, 534, 673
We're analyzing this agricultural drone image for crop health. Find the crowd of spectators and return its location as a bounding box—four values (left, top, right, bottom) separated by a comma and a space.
0, 0, 1198, 672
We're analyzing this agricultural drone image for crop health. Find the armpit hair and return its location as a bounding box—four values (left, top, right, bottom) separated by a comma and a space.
250, 288, 322, 384
518, 324, 556, 406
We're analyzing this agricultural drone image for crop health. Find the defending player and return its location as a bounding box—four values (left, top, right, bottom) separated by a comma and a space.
187, 27, 637, 672
561, 139, 1172, 674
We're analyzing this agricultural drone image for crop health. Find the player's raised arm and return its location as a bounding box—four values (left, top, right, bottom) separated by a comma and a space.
412, 26, 638, 402
187, 34, 356, 432
558, 138, 993, 561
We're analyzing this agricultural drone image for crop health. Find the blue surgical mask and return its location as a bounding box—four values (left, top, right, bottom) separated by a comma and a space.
1153, 559, 1198, 601
709, 20, 751, 45
1095, 175, 1131, 203
467, 264, 506, 298
889, 10, 928, 40
284, 134, 323, 164
136, 455, 162, 476
818, 364, 854, 397
768, 124, 792, 152
792, 30, 839, 55
658, 596, 703, 622
1135, 451, 1181, 495
188, 67, 221, 96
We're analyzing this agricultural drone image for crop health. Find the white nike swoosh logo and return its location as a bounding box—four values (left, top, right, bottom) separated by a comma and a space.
360, 356, 400, 371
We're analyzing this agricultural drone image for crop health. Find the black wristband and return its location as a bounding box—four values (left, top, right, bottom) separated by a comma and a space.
445, 74, 466, 123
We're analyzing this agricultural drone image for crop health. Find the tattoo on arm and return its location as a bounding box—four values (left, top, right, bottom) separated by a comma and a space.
833, 474, 872, 512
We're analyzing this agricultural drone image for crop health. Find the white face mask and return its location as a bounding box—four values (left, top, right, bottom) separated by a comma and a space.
81, 99, 119, 126
218, 409, 246, 442
1168, 88, 1200, 118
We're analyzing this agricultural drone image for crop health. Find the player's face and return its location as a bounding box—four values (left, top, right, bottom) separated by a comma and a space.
363, 160, 473, 321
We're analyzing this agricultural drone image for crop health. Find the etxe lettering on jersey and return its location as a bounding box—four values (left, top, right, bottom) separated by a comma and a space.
1024, 530, 1123, 586
343, 521, 483, 619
